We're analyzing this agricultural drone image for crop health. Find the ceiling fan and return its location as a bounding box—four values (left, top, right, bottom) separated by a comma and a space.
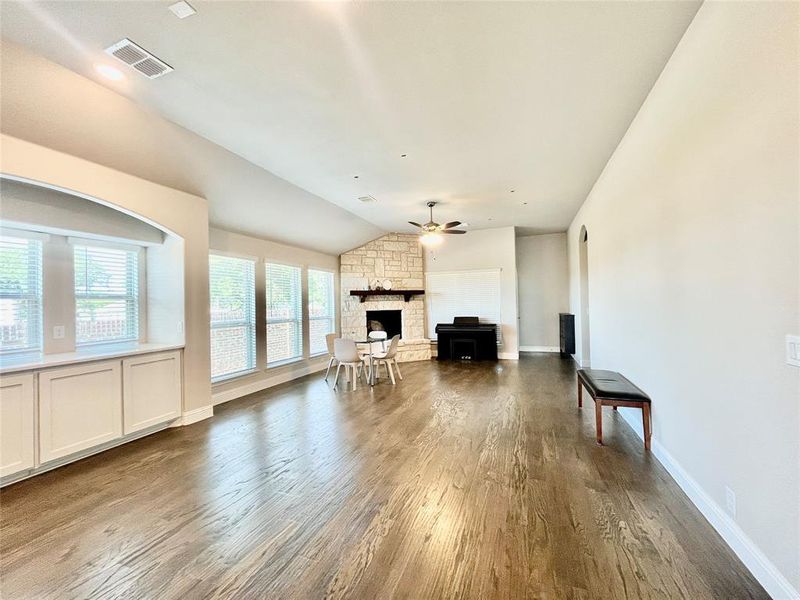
409, 201, 466, 246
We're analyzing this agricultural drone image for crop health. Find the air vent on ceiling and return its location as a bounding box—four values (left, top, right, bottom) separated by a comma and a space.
358, 195, 378, 203
104, 39, 173, 79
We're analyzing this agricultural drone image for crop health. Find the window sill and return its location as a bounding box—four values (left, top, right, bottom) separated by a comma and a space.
308, 351, 330, 359
0, 342, 185, 375
212, 368, 259, 385
266, 357, 305, 369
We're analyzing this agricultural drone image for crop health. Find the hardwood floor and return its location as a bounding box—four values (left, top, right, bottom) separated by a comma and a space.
0, 355, 766, 599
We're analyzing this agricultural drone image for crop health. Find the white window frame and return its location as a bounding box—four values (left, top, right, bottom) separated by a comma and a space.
0, 228, 46, 355
307, 267, 336, 357
71, 238, 144, 347
209, 252, 257, 382
265, 262, 303, 367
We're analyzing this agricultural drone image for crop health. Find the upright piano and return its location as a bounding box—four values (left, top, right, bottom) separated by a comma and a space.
435, 316, 498, 361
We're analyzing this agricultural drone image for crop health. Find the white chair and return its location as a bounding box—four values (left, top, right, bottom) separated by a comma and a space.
367, 334, 402, 384
333, 338, 367, 391
323, 333, 338, 381
367, 330, 387, 352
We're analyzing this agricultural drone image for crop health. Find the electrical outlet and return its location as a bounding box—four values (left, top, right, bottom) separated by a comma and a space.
786, 335, 800, 367
725, 486, 737, 518
53, 325, 65, 340
177, 320, 184, 334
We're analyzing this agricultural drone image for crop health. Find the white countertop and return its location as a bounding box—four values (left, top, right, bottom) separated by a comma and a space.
0, 342, 185, 374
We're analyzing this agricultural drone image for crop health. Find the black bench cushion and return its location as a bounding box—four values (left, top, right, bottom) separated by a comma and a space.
577, 369, 650, 402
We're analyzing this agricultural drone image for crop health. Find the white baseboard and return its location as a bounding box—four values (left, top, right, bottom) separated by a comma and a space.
212, 361, 328, 406
519, 345, 560, 353
618, 410, 798, 600
498, 351, 519, 360
173, 405, 214, 426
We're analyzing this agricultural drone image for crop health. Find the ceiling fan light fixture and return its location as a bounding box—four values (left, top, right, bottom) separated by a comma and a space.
420, 232, 443, 247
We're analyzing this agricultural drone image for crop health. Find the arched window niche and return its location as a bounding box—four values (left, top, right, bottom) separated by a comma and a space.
0, 176, 186, 357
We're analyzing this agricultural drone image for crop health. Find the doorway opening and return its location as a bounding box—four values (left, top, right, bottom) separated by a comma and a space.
578, 226, 591, 367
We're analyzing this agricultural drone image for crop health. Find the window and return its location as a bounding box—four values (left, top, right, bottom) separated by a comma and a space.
74, 243, 139, 345
426, 269, 502, 345
308, 269, 335, 356
0, 234, 43, 354
266, 263, 302, 364
209, 254, 256, 380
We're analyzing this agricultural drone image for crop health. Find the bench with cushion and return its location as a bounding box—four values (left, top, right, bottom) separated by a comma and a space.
577, 369, 651, 450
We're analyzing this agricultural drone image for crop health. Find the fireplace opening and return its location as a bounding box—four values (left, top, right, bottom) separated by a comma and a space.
366, 310, 402, 340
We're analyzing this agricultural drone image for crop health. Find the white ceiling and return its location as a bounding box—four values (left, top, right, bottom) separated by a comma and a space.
1, 1, 700, 239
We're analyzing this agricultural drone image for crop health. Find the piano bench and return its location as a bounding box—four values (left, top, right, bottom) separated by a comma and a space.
577, 369, 651, 451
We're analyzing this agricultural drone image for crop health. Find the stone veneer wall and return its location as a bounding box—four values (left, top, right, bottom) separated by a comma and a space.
340, 233, 431, 362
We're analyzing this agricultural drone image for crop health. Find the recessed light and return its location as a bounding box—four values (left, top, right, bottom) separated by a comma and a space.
401, 154, 407, 158
168, 1, 196, 19
354, 175, 359, 179
95, 63, 124, 81
358, 195, 377, 203
510, 189, 515, 193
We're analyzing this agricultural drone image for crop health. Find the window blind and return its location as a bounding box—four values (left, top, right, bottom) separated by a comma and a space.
308, 269, 335, 356
209, 254, 256, 380
74, 244, 139, 345
0, 235, 43, 354
425, 269, 502, 345
266, 263, 303, 364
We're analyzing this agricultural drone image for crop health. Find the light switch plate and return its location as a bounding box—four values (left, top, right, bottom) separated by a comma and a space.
53, 325, 65, 340
787, 335, 800, 367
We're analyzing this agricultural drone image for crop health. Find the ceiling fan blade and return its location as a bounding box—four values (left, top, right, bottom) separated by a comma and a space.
441, 229, 466, 234
408, 221, 423, 229
441, 221, 462, 230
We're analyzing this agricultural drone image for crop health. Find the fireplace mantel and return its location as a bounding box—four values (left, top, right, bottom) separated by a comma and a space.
349, 289, 425, 303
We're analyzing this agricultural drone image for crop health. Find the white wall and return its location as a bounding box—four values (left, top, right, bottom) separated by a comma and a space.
209, 227, 339, 404
516, 234, 568, 351
425, 226, 519, 358
567, 2, 799, 596
0, 179, 163, 245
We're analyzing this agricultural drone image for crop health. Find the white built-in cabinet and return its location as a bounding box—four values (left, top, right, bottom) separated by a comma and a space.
0, 373, 35, 478
123, 351, 181, 434
0, 348, 183, 483
39, 360, 123, 463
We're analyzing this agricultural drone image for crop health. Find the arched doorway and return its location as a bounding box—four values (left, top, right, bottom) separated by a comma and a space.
578, 226, 591, 366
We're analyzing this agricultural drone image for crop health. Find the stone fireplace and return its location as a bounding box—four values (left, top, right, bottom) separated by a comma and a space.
340, 233, 431, 362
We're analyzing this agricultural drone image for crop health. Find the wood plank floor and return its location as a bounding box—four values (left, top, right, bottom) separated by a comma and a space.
0, 355, 767, 599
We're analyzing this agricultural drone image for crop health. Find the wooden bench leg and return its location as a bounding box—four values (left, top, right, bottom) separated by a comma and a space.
642, 403, 651, 451
577, 374, 583, 408
595, 400, 603, 445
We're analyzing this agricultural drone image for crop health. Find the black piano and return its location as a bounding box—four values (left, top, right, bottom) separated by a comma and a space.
435, 317, 498, 361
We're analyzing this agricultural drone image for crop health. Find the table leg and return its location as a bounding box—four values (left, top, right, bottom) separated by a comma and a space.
595, 400, 603, 445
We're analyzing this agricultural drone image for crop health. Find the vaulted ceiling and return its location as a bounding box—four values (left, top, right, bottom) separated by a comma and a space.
1, 0, 701, 249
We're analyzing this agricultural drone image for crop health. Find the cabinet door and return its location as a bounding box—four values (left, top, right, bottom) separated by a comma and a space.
122, 351, 182, 434
0, 373, 35, 478
39, 360, 122, 463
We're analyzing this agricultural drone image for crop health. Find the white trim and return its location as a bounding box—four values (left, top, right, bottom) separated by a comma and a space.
213, 360, 327, 406
0, 226, 51, 241
173, 405, 214, 426
211, 367, 259, 384
498, 351, 519, 360
519, 345, 560, 353
67, 236, 145, 253
618, 410, 799, 600
209, 248, 260, 262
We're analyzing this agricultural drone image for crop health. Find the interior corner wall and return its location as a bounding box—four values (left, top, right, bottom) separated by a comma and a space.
566, 2, 799, 596
516, 233, 568, 350
425, 226, 519, 358
0, 134, 212, 413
